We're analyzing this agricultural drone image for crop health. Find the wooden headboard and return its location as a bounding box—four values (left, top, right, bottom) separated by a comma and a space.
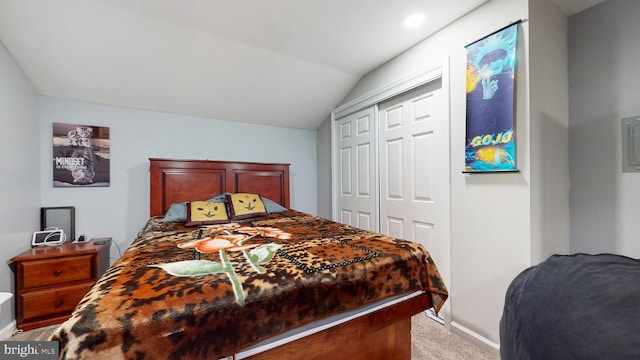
149, 158, 290, 217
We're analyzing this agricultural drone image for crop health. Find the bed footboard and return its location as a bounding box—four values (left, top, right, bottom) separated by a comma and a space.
241, 292, 432, 360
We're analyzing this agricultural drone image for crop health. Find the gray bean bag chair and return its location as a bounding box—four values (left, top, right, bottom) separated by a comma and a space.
500, 253, 640, 360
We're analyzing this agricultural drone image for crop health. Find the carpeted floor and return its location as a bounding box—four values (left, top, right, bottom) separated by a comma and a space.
411, 313, 497, 359
8, 323, 58, 341
8, 313, 497, 359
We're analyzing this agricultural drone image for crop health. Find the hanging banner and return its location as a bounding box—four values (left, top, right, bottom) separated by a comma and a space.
465, 22, 519, 172
52, 122, 110, 187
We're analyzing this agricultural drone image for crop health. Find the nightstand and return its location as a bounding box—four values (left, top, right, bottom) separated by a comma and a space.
10, 238, 110, 331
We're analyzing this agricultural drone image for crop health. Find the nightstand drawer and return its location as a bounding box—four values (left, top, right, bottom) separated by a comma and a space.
19, 254, 94, 289
11, 239, 110, 330
20, 282, 93, 321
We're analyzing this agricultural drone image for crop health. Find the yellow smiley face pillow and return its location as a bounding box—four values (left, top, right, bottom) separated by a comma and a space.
185, 201, 229, 226
226, 193, 267, 220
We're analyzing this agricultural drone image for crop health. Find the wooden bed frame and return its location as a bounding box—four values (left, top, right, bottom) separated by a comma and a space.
150, 158, 290, 216
148, 158, 434, 359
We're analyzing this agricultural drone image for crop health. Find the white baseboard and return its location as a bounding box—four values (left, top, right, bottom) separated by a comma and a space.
450, 321, 500, 358
0, 320, 17, 340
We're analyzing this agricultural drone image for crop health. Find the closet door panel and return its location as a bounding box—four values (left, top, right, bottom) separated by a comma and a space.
413, 131, 434, 201
340, 147, 352, 195
385, 138, 404, 199
387, 216, 404, 239
357, 143, 372, 196
334, 106, 378, 231
332, 68, 450, 320
379, 80, 445, 260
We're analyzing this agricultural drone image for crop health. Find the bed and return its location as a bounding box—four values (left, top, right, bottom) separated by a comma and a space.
51, 158, 448, 359
500, 253, 640, 360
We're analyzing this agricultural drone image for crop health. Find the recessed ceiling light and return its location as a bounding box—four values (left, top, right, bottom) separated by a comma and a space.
404, 13, 425, 28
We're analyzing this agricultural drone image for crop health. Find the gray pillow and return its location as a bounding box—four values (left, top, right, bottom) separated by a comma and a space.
161, 202, 188, 222
160, 193, 287, 222
263, 198, 288, 213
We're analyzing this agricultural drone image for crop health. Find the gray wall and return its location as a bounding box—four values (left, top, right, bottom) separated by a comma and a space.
0, 41, 40, 334
315, 115, 332, 219
529, 0, 570, 263
38, 97, 318, 264
569, 0, 640, 257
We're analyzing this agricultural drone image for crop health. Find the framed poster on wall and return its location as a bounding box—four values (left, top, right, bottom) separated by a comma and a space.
464, 21, 520, 173
52, 122, 110, 187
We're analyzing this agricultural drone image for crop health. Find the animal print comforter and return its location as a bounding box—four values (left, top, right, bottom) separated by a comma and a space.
51, 210, 448, 359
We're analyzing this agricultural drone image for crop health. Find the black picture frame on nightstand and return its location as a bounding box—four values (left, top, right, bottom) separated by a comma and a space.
41, 206, 75, 242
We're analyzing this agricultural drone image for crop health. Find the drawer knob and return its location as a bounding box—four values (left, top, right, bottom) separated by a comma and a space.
55, 300, 63, 308
54, 269, 63, 276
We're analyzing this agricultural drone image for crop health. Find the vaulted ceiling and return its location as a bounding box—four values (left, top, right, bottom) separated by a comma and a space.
0, 0, 604, 129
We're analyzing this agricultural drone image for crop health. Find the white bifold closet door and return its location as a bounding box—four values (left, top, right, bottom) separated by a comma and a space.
335, 106, 378, 231
378, 79, 447, 262
333, 73, 450, 321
